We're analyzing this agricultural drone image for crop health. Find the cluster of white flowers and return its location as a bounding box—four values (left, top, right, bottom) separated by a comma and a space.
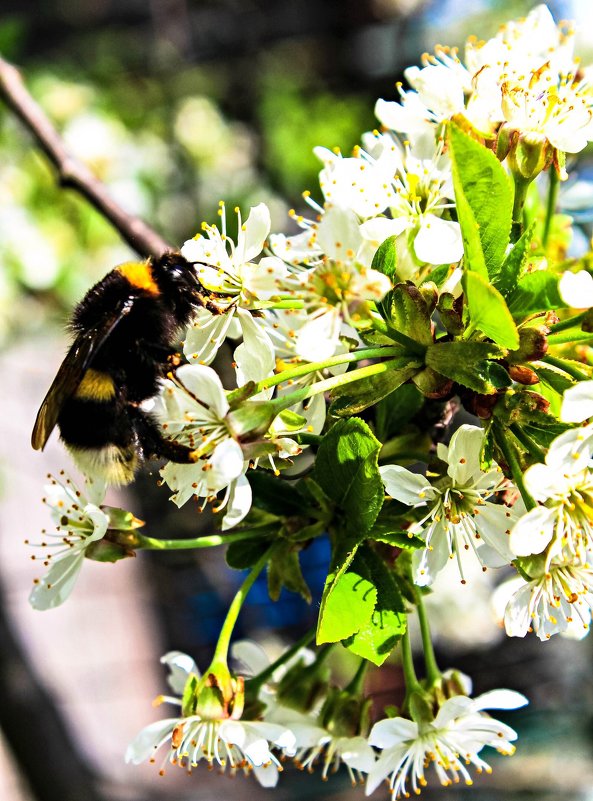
127, 646, 527, 799
377, 5, 592, 156
29, 4, 593, 800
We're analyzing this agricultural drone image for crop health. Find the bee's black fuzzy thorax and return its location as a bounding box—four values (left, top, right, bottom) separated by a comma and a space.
32, 253, 208, 484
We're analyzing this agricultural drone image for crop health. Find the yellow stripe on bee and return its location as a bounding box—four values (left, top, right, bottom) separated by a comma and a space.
74, 369, 116, 401
117, 260, 160, 295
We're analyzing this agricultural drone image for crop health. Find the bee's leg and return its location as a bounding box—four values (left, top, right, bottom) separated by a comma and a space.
131, 409, 199, 464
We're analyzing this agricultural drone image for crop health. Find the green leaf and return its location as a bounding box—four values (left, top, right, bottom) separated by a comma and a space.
371, 234, 398, 280
313, 418, 384, 538
425, 341, 508, 394
103, 506, 145, 531
533, 363, 576, 395
268, 544, 311, 603
375, 383, 424, 442
226, 537, 271, 569
344, 546, 407, 665
508, 271, 565, 316
372, 235, 398, 321
494, 223, 534, 296
317, 553, 377, 643
448, 123, 513, 278
389, 283, 433, 347
277, 408, 307, 430
329, 359, 422, 417
367, 526, 425, 550
428, 263, 454, 288
463, 270, 520, 349
248, 471, 307, 517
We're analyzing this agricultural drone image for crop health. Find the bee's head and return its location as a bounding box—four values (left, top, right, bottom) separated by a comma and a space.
152, 252, 207, 315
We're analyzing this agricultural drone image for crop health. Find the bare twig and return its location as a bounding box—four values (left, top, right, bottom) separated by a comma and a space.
0, 55, 172, 259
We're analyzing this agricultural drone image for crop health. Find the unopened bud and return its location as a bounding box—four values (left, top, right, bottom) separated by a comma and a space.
226, 401, 277, 441
507, 131, 552, 181
508, 364, 540, 385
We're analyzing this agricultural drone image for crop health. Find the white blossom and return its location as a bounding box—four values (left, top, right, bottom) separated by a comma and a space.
501, 555, 593, 641
181, 202, 282, 369
380, 425, 517, 585
366, 689, 527, 799
156, 364, 249, 525
126, 651, 296, 787
509, 428, 593, 565
28, 475, 108, 610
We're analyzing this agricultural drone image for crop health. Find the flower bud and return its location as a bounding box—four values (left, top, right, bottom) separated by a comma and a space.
506, 130, 552, 181
226, 401, 278, 441
320, 688, 371, 738
508, 324, 549, 363
508, 364, 540, 385
276, 655, 330, 713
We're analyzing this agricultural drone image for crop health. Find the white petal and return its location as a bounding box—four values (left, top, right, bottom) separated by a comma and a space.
29, 553, 85, 610
413, 215, 463, 265
316, 206, 363, 261
209, 439, 246, 488
509, 505, 557, 556
221, 474, 252, 530
558, 271, 593, 308
252, 762, 280, 788
379, 464, 432, 505
339, 736, 376, 773
230, 640, 270, 677
124, 718, 178, 764
269, 230, 321, 265
368, 717, 417, 748
546, 425, 593, 471
83, 503, 110, 541
234, 308, 276, 389
161, 651, 199, 694
523, 461, 562, 501
295, 308, 342, 361
414, 526, 450, 585
561, 382, 593, 424
365, 745, 409, 796
472, 689, 528, 711
503, 581, 533, 638
175, 363, 229, 418
237, 203, 271, 263
446, 424, 484, 485
183, 308, 235, 365
241, 256, 288, 299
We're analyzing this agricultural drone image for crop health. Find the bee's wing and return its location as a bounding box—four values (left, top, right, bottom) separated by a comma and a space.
31, 297, 135, 450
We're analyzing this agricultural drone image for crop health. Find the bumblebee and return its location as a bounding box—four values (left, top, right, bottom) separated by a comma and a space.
32, 253, 219, 484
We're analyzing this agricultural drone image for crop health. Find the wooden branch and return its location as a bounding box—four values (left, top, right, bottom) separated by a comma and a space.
0, 55, 172, 259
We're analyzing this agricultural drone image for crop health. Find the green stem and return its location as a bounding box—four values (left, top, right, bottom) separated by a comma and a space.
542, 167, 559, 248
548, 331, 593, 347
510, 423, 546, 462
543, 354, 590, 381
344, 659, 368, 695
246, 628, 316, 693
124, 527, 270, 551
226, 346, 402, 404
511, 174, 532, 243
414, 589, 441, 686
211, 547, 272, 665
295, 432, 323, 447
368, 316, 427, 356
494, 423, 537, 511
251, 298, 305, 311
549, 311, 588, 334
270, 358, 413, 413
400, 627, 422, 698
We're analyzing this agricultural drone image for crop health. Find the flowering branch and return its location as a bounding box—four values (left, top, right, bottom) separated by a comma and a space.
0, 54, 171, 258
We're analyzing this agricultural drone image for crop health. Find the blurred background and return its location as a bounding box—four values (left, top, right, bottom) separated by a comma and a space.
2, 1, 593, 800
